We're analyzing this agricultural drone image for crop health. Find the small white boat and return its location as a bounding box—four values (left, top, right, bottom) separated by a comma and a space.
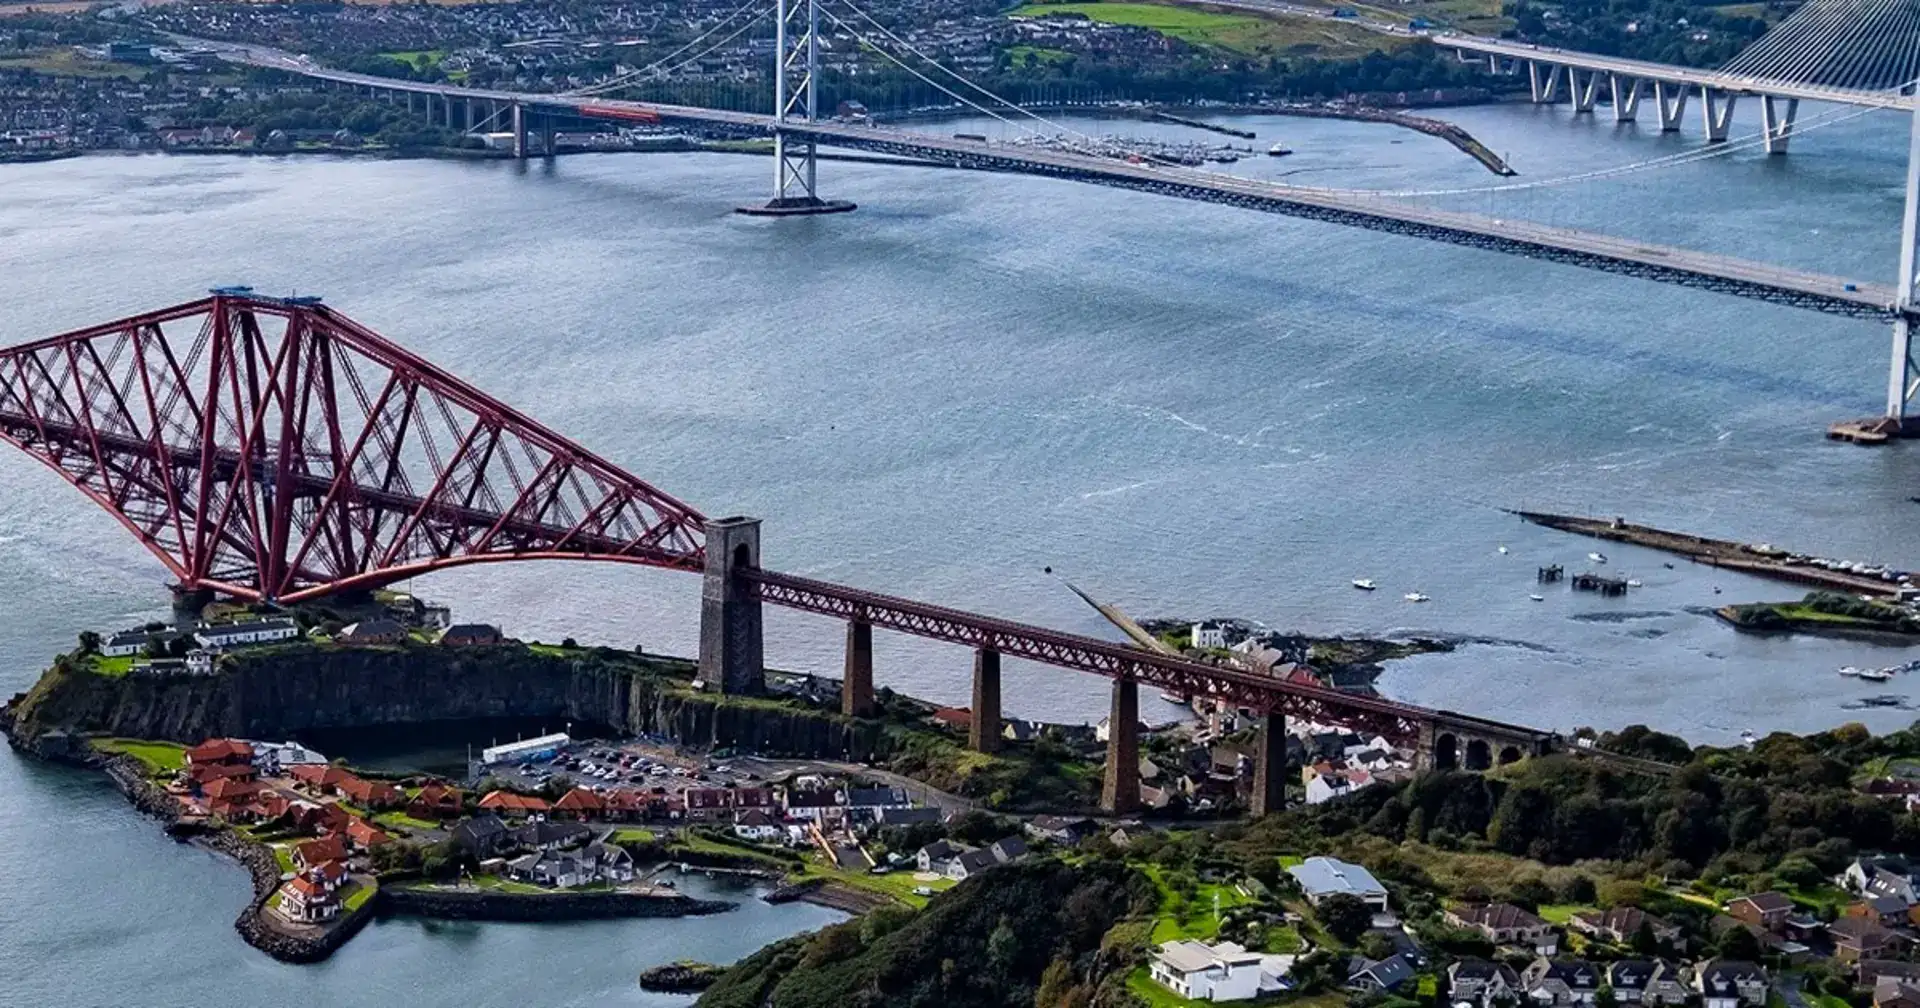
1861, 668, 1895, 682
1267, 142, 1292, 156
1740, 729, 1758, 746
1589, 551, 1608, 563
1404, 592, 1430, 603
1497, 545, 1510, 554
1528, 593, 1544, 601
1352, 578, 1377, 591
1626, 579, 1643, 588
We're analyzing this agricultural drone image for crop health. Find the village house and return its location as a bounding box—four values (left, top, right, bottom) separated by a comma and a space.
1849, 896, 1912, 928
930, 707, 971, 732
1025, 815, 1097, 845
193, 618, 300, 652
506, 841, 633, 889
292, 834, 348, 871
1288, 856, 1389, 912
407, 784, 464, 820
204, 777, 266, 820
1348, 954, 1415, 994
335, 774, 404, 810
343, 817, 392, 851
276, 871, 340, 923
916, 839, 965, 875
476, 790, 550, 817
1829, 916, 1899, 963
1694, 960, 1768, 1008
185, 738, 254, 768
450, 814, 513, 858
1861, 961, 1920, 992
1848, 856, 1920, 904
337, 618, 406, 645
551, 787, 606, 821
513, 820, 592, 852
1149, 939, 1286, 1002
733, 809, 783, 843
1725, 892, 1795, 932
250, 740, 326, 775
1447, 903, 1559, 954
1571, 907, 1685, 948
783, 788, 842, 823
438, 623, 502, 646
1522, 958, 1601, 1006
1881, 980, 1920, 1008
100, 628, 153, 658
1608, 960, 1690, 1006
188, 759, 258, 792
876, 806, 942, 828
1449, 960, 1521, 1006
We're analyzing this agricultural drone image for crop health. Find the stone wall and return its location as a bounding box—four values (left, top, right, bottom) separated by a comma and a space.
382, 884, 733, 921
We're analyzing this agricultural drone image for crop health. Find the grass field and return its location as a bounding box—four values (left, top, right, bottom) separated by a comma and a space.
271, 844, 296, 874
610, 828, 658, 845
1009, 1, 1393, 56
0, 48, 152, 77
372, 811, 440, 834
91, 738, 186, 774
1536, 903, 1591, 925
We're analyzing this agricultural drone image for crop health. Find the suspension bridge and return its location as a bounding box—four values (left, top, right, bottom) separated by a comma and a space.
188, 0, 1920, 434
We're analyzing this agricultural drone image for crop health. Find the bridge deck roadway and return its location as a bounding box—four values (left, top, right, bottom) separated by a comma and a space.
199, 40, 1905, 323
1134, 0, 1910, 109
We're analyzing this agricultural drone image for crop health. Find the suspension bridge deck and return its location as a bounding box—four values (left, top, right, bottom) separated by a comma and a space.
197, 39, 1903, 322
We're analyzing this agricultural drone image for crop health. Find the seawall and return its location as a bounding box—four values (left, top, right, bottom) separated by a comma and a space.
383, 885, 734, 921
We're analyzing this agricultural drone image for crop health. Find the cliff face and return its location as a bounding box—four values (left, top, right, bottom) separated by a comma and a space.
3, 645, 886, 761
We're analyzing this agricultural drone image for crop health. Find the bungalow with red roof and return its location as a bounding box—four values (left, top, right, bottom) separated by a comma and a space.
552, 787, 606, 821
289, 765, 352, 795
336, 775, 405, 810
477, 790, 551, 816
931, 707, 971, 730
344, 817, 392, 850
185, 738, 253, 767
189, 761, 257, 788
407, 784, 464, 820
293, 834, 349, 870
603, 789, 647, 821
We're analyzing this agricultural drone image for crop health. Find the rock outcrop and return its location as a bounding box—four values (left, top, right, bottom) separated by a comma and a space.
3, 644, 886, 761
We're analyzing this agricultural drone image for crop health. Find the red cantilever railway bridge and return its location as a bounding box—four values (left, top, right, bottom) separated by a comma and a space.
0, 292, 1557, 812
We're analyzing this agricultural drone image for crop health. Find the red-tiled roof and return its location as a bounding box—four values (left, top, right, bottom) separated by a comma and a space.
284, 875, 329, 899
203, 777, 263, 800
345, 817, 392, 848
190, 762, 255, 784
185, 738, 252, 764
477, 790, 551, 813
294, 834, 348, 866
932, 707, 972, 728
553, 788, 606, 812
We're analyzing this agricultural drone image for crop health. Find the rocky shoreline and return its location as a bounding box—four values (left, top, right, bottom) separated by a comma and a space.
50, 743, 374, 963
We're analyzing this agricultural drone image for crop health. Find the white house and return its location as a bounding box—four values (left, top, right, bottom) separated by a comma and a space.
251, 740, 328, 774
1191, 623, 1227, 650
102, 629, 152, 658
1288, 856, 1390, 911
733, 809, 783, 843
1149, 940, 1287, 1002
185, 649, 214, 675
194, 618, 300, 652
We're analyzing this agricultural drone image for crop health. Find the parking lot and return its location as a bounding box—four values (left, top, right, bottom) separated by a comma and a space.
474, 737, 769, 800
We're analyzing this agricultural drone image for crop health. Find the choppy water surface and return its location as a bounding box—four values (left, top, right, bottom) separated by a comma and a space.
0, 101, 1917, 1002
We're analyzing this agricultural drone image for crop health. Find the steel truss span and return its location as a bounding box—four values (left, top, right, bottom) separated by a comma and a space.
748, 567, 1552, 747
0, 293, 708, 602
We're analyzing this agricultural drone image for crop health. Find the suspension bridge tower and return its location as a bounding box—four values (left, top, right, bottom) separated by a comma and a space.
737, 0, 856, 216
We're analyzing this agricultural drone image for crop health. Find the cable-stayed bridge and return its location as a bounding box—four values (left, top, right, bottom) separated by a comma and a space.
189, 0, 1920, 435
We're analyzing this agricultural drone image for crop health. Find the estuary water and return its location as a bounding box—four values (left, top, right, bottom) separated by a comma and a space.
0, 100, 1918, 1003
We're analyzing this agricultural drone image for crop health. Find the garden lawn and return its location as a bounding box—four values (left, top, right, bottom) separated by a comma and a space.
341, 879, 377, 911
91, 738, 186, 774
1536, 903, 1591, 925
1141, 864, 1253, 943
373, 811, 439, 833
610, 828, 658, 845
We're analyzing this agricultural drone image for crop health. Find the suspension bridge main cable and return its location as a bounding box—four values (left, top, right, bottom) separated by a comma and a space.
564, 0, 768, 96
